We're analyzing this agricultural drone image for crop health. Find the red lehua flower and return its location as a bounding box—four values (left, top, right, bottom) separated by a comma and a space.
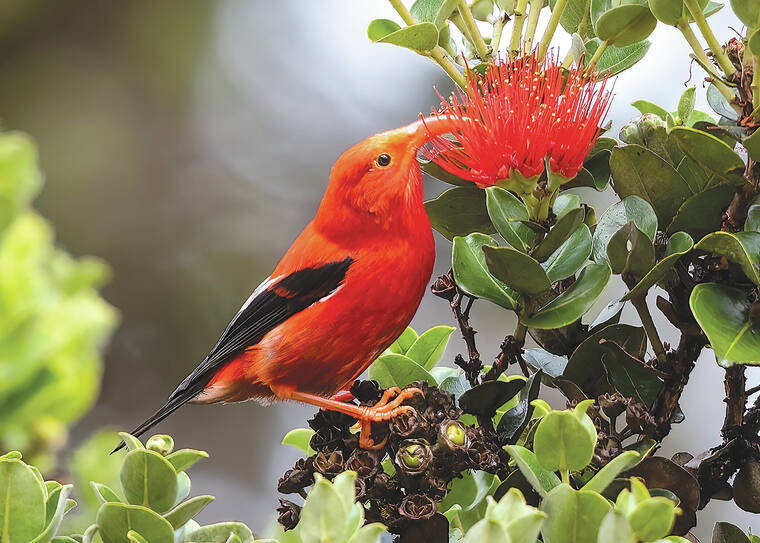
424, 54, 612, 189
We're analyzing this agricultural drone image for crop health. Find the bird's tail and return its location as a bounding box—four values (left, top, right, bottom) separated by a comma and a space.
111, 396, 188, 453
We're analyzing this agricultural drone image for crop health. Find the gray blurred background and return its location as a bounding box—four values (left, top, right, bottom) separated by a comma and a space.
0, 0, 755, 539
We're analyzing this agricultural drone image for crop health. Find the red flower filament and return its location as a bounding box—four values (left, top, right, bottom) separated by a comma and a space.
425, 54, 613, 189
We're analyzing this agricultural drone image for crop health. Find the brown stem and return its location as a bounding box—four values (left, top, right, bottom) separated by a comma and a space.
722, 366, 746, 440
450, 289, 482, 387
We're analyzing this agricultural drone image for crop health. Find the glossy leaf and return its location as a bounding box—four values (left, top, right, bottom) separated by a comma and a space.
410, 0, 458, 27
592, 196, 657, 264
120, 449, 178, 513
505, 445, 561, 497
533, 208, 585, 262
453, 233, 519, 309
367, 20, 439, 53
607, 222, 655, 279
744, 127, 760, 162
666, 182, 734, 238
690, 283, 760, 366
629, 497, 678, 541
281, 428, 315, 456
598, 511, 635, 543
405, 325, 454, 370
540, 484, 611, 543
91, 482, 122, 504
463, 519, 511, 543
483, 246, 551, 295
533, 401, 597, 472
610, 145, 692, 225
542, 225, 593, 283
425, 187, 494, 240
368, 353, 436, 388
585, 39, 651, 75
589, 299, 626, 331
601, 341, 663, 406
730, 0, 760, 27
97, 503, 174, 543
497, 371, 542, 441
707, 83, 739, 121
486, 489, 546, 543
670, 127, 744, 180
521, 263, 611, 329
745, 204, 760, 233
388, 327, 418, 354
184, 522, 254, 543
678, 87, 696, 123
459, 379, 525, 416
695, 231, 760, 285
485, 186, 535, 251
523, 348, 567, 378
164, 449, 208, 473
551, 0, 593, 34
632, 99, 669, 119
624, 231, 693, 300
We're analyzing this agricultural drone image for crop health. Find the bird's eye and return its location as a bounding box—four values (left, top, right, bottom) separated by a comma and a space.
376, 153, 391, 167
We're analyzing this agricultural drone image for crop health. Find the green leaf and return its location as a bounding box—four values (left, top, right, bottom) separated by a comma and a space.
426, 187, 494, 240
486, 491, 546, 543
388, 327, 418, 354
347, 523, 386, 543
606, 222, 655, 279
497, 371, 543, 442
730, 0, 760, 27
485, 186, 535, 252
592, 196, 657, 264
592, 1, 657, 46
453, 233, 519, 309
647, 0, 690, 25
281, 428, 316, 456
610, 145, 692, 225
118, 433, 144, 452
91, 482, 122, 504
97, 503, 174, 543
624, 231, 693, 300
174, 472, 191, 507
126, 531, 148, 543
745, 204, 760, 233
542, 225, 593, 283
601, 341, 663, 406
632, 99, 669, 120
405, 325, 455, 370
707, 83, 739, 121
32, 484, 73, 543
459, 379, 525, 416
744, 127, 760, 162
582, 451, 641, 493
298, 475, 352, 543
463, 519, 512, 543
666, 182, 735, 238
410, 0, 459, 27
629, 497, 678, 541
505, 446, 561, 497
367, 20, 439, 53
549, 0, 591, 34
553, 193, 582, 219
483, 246, 551, 295
678, 87, 696, 123
533, 404, 597, 472
695, 231, 760, 285
164, 449, 208, 473
120, 450, 178, 514
0, 457, 46, 543
184, 522, 254, 543
422, 161, 472, 186
163, 496, 214, 530
521, 263, 611, 329
690, 283, 760, 366
368, 353, 436, 388
533, 208, 585, 262
670, 127, 744, 180
540, 484, 611, 543
598, 511, 635, 543
585, 39, 651, 75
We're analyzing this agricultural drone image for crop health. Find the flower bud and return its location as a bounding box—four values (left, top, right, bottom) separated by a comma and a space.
395, 439, 433, 476
346, 449, 380, 478
619, 121, 644, 145
438, 419, 469, 450
146, 434, 174, 456
398, 493, 437, 520
313, 450, 344, 477
638, 113, 666, 140
276, 499, 301, 531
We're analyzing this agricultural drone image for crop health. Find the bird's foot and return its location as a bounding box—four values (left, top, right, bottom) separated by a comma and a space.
355, 387, 423, 449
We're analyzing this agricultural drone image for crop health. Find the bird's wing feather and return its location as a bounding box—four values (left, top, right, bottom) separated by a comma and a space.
114, 256, 353, 450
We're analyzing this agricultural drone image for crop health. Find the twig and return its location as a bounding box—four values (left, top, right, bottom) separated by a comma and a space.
450, 290, 483, 387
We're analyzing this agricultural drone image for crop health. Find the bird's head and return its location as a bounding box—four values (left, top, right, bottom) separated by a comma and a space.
317, 116, 453, 235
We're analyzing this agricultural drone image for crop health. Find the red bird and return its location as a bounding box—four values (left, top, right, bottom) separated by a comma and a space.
119, 116, 452, 450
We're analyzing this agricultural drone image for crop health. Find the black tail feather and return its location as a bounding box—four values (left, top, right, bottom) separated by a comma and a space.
111, 396, 188, 454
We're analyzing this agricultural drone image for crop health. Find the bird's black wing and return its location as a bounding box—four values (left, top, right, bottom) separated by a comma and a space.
115, 257, 353, 450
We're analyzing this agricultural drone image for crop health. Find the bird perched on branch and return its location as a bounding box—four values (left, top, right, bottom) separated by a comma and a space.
117, 116, 452, 451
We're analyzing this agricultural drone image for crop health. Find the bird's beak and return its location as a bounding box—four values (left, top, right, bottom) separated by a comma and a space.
392, 115, 453, 150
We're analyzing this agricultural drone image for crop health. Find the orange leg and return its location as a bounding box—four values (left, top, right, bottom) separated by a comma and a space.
273, 386, 423, 449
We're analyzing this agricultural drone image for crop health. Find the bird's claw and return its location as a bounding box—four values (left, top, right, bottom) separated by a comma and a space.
356, 386, 424, 449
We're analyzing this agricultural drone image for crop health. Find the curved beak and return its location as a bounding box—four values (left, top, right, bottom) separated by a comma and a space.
391, 115, 453, 150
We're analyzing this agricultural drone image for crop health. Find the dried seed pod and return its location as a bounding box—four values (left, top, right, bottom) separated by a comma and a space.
389, 410, 421, 438
276, 499, 301, 531
309, 427, 345, 452
598, 392, 626, 419
346, 449, 380, 478
431, 273, 457, 301
350, 379, 383, 404
398, 493, 437, 520
313, 450, 345, 477
278, 460, 313, 495
438, 419, 469, 451
395, 439, 433, 476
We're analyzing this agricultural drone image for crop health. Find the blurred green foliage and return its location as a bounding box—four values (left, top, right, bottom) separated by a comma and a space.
0, 131, 118, 472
